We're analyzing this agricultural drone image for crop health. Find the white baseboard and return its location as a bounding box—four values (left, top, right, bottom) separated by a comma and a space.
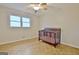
0, 37, 37, 45
61, 42, 79, 48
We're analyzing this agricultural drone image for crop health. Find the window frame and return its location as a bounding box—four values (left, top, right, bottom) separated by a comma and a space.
9, 15, 31, 28
21, 17, 31, 28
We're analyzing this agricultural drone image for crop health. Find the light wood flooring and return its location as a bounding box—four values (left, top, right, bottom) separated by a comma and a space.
0, 38, 79, 55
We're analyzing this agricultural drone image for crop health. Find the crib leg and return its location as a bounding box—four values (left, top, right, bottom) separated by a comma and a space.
53, 44, 57, 48
38, 36, 40, 41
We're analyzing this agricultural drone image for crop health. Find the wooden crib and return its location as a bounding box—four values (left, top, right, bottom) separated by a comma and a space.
39, 28, 61, 47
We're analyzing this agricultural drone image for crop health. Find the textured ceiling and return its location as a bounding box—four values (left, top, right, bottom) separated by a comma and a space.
0, 3, 79, 15
0, 3, 53, 15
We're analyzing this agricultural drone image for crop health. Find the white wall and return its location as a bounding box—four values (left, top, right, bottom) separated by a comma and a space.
0, 6, 40, 44
39, 4, 79, 48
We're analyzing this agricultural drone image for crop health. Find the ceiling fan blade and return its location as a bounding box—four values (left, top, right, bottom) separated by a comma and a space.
40, 3, 48, 10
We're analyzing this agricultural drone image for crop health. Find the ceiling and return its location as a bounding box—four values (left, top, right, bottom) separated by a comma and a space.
0, 3, 79, 15
0, 3, 54, 15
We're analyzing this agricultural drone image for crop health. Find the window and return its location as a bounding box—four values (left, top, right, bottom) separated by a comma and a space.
22, 17, 30, 27
10, 15, 30, 28
10, 15, 21, 27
